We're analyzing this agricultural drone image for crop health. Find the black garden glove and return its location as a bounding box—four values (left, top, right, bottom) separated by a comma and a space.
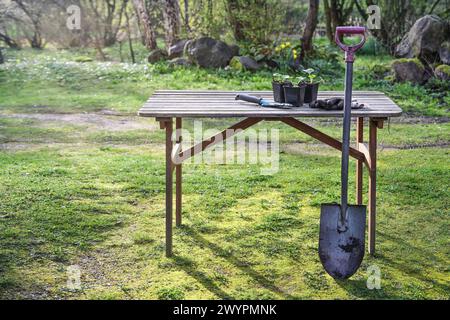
310, 98, 365, 110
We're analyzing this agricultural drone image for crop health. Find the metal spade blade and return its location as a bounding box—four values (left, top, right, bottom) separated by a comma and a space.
319, 204, 366, 279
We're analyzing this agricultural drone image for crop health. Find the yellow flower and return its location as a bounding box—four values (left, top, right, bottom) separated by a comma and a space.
286, 42, 291, 47
281, 44, 286, 49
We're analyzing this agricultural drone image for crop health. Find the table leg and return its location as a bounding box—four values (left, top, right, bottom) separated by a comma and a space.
175, 118, 182, 227
368, 119, 377, 255
356, 118, 364, 205
165, 118, 173, 257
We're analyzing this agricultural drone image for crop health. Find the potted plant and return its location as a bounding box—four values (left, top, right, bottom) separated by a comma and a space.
283, 76, 306, 107
303, 68, 322, 104
272, 73, 292, 103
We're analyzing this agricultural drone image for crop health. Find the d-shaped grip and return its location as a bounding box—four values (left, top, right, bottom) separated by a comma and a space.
335, 26, 366, 62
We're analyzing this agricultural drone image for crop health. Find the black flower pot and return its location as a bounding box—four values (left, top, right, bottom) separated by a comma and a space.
283, 85, 306, 107
304, 83, 319, 104
272, 81, 285, 103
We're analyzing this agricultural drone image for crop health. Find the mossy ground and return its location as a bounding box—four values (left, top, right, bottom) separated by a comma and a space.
0, 48, 449, 299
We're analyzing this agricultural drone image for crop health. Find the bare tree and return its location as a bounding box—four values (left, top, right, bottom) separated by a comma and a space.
323, 0, 354, 43
11, 0, 54, 48
85, 0, 127, 47
132, 0, 157, 50
0, 1, 20, 48
300, 0, 319, 61
162, 0, 181, 48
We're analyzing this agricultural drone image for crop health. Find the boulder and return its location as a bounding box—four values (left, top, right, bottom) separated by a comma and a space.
435, 64, 450, 81
391, 58, 429, 84
168, 57, 192, 67
148, 48, 167, 63
168, 39, 188, 59
395, 15, 449, 61
229, 44, 240, 57
229, 56, 261, 71
439, 41, 450, 65
185, 37, 234, 68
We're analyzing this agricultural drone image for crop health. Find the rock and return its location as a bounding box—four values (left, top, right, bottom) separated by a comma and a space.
229, 44, 240, 57
439, 41, 450, 65
229, 56, 261, 71
395, 15, 450, 61
168, 39, 188, 59
435, 64, 450, 81
185, 37, 234, 68
168, 57, 192, 67
148, 49, 167, 63
391, 58, 429, 84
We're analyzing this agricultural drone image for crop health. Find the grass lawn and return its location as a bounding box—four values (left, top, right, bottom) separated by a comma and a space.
0, 48, 449, 299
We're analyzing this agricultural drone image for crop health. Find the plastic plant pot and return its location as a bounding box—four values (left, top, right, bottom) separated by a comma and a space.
304, 83, 320, 104
283, 85, 306, 107
272, 81, 285, 103
272, 81, 293, 103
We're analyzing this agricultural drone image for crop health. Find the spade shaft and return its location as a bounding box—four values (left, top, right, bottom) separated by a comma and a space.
339, 62, 353, 225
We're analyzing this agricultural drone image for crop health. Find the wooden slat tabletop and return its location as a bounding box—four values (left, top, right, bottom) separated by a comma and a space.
138, 90, 402, 118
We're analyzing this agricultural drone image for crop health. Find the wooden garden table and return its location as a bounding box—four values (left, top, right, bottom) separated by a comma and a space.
138, 90, 402, 257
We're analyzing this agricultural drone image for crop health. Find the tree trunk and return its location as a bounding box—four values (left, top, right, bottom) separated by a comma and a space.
162, 0, 181, 48
183, 0, 190, 34
125, 8, 136, 63
132, 0, 157, 50
330, 0, 339, 35
0, 33, 20, 49
300, 0, 319, 61
103, 0, 115, 46
29, 28, 43, 49
225, 0, 245, 42
0, 48, 4, 64
323, 0, 333, 43
327, 0, 354, 42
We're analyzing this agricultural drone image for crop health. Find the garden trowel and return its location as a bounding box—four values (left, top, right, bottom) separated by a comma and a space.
235, 94, 293, 109
319, 26, 367, 279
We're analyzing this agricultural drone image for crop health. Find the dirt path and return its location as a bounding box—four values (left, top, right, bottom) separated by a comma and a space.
1, 111, 448, 152
2, 112, 156, 131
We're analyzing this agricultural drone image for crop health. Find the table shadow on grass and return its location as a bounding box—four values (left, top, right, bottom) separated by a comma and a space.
176, 225, 297, 300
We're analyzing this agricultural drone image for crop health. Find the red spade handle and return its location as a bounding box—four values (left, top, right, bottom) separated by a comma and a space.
335, 26, 366, 62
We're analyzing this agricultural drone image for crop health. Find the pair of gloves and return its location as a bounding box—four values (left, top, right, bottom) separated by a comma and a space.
310, 98, 365, 110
